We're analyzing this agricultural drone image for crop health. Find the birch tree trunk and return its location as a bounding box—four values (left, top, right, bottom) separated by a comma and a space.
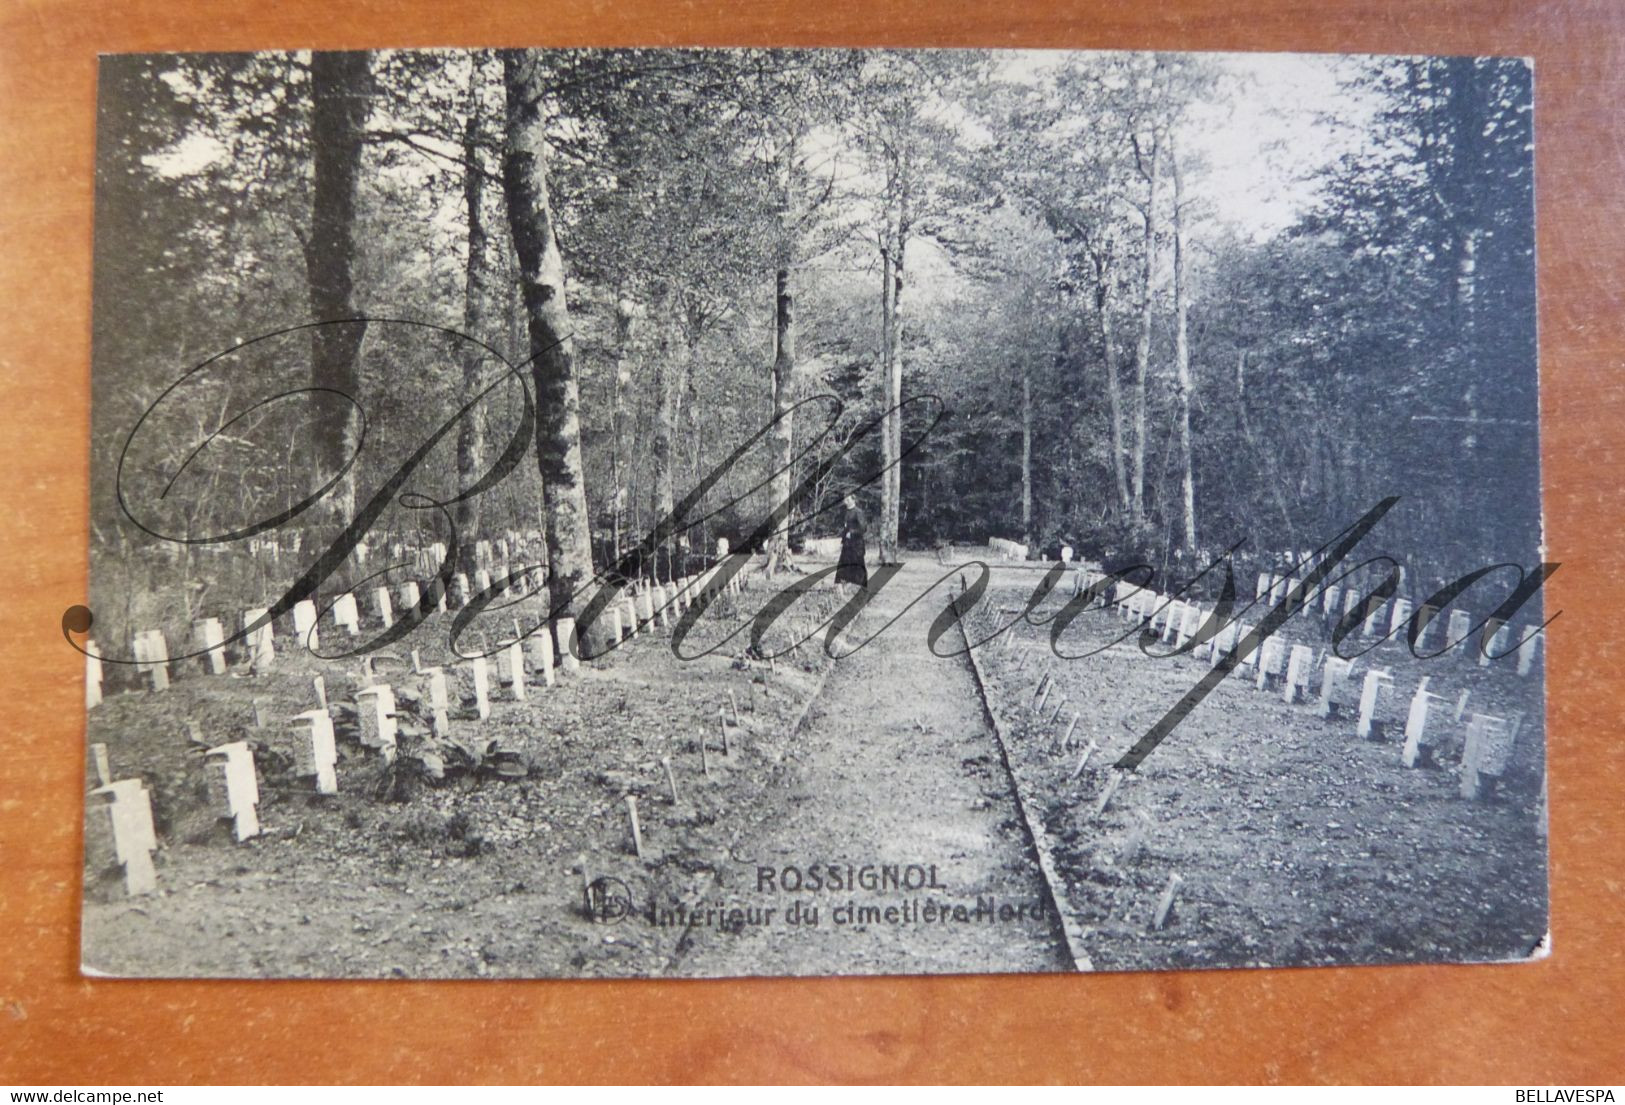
878, 243, 896, 556
454, 56, 488, 578
305, 51, 373, 531
1131, 135, 1159, 529
1093, 251, 1130, 513
649, 309, 688, 536
501, 48, 594, 618
886, 239, 905, 562
609, 296, 635, 561
1171, 141, 1197, 553
1020, 362, 1033, 544
765, 131, 798, 571
767, 268, 796, 568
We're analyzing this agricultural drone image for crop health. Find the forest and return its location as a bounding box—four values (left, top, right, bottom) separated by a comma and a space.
80, 46, 1549, 981
90, 47, 1539, 641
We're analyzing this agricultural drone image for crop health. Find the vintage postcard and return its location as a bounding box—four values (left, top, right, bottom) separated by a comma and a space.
78, 45, 1548, 978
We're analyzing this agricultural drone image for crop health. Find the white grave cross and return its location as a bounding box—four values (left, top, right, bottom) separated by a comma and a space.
204, 741, 261, 841
91, 779, 159, 896
291, 710, 338, 794
292, 600, 320, 651
355, 685, 400, 761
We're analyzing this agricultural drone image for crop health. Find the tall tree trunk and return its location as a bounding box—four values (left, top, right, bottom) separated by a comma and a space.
501, 49, 594, 618
454, 56, 488, 579
305, 51, 373, 530
1020, 362, 1033, 544
1171, 141, 1196, 553
767, 269, 795, 566
878, 243, 896, 555
1236, 349, 1296, 543
609, 295, 636, 561
1131, 136, 1159, 528
649, 314, 679, 527
1444, 57, 1488, 551
883, 224, 907, 562
1093, 252, 1130, 513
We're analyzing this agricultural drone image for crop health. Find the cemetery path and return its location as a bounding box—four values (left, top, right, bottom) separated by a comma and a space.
670, 558, 1073, 978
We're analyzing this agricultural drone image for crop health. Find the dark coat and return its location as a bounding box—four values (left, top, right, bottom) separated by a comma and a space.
836, 509, 868, 587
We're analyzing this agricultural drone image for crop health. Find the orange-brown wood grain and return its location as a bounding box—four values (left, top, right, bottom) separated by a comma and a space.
1, 0, 1620, 1085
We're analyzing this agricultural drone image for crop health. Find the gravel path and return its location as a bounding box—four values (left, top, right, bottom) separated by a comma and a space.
671, 560, 1072, 978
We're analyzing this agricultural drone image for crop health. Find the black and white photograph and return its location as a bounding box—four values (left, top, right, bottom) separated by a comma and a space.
78, 44, 1548, 980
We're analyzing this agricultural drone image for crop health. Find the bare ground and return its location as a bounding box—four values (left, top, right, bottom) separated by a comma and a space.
79, 552, 1546, 979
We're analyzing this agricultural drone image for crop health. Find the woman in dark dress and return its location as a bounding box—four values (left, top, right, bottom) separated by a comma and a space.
835, 495, 868, 591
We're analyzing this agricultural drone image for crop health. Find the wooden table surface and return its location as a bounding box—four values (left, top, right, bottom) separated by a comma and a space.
1, 0, 1620, 1085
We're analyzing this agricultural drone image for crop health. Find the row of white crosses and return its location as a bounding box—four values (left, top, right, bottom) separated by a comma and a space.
86, 745, 160, 896
85, 554, 746, 892
99, 572, 488, 701
999, 567, 1531, 931
989, 537, 1030, 560
90, 527, 562, 706
272, 568, 735, 810
1092, 573, 1536, 803
1252, 568, 1544, 676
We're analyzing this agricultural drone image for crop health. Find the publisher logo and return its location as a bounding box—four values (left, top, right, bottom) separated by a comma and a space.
583, 876, 633, 924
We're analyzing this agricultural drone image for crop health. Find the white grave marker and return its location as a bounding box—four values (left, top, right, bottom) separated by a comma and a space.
1255, 637, 1285, 690
85, 639, 102, 709
1515, 628, 1542, 676
526, 625, 556, 687
1446, 609, 1472, 652
1401, 678, 1449, 768
1283, 644, 1314, 704
508, 642, 527, 701
1361, 598, 1388, 638
1318, 657, 1354, 718
1179, 605, 1205, 648
374, 586, 394, 629
1412, 604, 1437, 651
1479, 621, 1510, 668
425, 667, 450, 737
143, 630, 170, 691
1322, 585, 1342, 615
334, 593, 361, 635
89, 742, 110, 786
195, 617, 227, 675
243, 608, 274, 670
355, 684, 399, 760
1238, 624, 1261, 671
557, 616, 580, 672
290, 710, 338, 794
1356, 669, 1394, 739
1461, 713, 1511, 800
292, 600, 319, 651
472, 657, 491, 719
204, 741, 261, 841
1160, 602, 1184, 643
90, 779, 158, 896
